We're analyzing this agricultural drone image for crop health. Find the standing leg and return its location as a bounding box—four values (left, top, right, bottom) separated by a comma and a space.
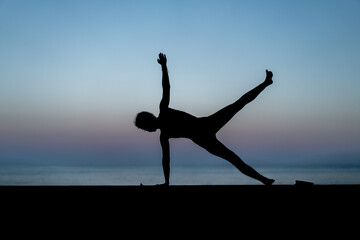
193, 137, 275, 185
207, 70, 273, 133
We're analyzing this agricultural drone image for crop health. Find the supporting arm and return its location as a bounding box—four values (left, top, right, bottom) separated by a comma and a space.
160, 134, 170, 186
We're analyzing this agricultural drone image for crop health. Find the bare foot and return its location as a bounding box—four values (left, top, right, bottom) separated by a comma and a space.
264, 178, 275, 185
265, 69, 273, 85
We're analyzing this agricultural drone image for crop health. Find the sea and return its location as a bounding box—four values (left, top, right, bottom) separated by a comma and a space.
1, 163, 360, 185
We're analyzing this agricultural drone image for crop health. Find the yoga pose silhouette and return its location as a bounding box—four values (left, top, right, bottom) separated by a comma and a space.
135, 53, 275, 186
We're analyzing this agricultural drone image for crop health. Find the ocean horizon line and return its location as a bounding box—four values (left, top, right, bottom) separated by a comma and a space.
1, 163, 360, 186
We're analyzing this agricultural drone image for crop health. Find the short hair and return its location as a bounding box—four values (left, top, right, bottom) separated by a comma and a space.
134, 111, 158, 132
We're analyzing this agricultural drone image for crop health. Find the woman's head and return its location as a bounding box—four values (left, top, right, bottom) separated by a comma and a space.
134, 111, 158, 132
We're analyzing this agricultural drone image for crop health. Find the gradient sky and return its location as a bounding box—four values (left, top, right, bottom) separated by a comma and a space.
0, 0, 360, 166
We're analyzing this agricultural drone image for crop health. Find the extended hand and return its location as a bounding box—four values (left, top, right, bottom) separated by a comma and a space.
157, 53, 167, 66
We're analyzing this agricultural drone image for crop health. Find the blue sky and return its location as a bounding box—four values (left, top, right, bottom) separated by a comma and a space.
0, 0, 359, 166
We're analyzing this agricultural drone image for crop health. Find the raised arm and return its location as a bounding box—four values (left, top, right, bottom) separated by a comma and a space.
158, 53, 170, 110
160, 134, 170, 186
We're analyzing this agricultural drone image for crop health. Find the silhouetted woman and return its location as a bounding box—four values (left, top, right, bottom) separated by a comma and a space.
135, 53, 275, 186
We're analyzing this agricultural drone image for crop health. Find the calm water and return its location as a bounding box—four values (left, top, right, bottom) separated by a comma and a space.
1, 164, 360, 185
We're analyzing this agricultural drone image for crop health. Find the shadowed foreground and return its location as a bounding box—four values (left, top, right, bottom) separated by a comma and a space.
2, 184, 359, 208
1, 185, 359, 235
